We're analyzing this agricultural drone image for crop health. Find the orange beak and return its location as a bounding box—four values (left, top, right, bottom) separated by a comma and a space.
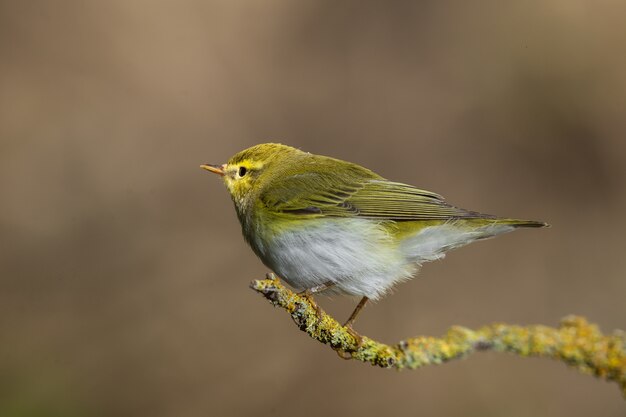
200, 164, 226, 176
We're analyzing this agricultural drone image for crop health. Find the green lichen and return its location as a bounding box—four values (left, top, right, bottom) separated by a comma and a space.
251, 274, 626, 398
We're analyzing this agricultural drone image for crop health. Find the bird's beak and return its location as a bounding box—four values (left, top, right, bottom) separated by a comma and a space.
200, 164, 227, 177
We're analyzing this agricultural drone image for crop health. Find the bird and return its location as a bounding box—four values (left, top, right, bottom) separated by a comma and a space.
201, 143, 547, 337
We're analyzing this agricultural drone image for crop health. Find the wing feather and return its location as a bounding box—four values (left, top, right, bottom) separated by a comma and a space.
260, 163, 495, 221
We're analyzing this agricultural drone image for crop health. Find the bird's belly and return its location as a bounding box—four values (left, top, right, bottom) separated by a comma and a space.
249, 217, 517, 299
255, 218, 415, 300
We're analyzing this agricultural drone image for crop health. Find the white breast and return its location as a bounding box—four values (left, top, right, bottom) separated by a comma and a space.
256, 219, 515, 300
259, 218, 415, 300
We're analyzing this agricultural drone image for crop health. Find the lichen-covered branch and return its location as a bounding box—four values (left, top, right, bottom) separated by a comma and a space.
251, 274, 626, 397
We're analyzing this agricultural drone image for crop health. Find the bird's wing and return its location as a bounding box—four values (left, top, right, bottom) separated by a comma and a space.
260, 168, 493, 221
342, 180, 492, 220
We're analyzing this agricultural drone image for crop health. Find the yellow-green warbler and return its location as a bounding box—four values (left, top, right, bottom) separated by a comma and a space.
201, 143, 547, 335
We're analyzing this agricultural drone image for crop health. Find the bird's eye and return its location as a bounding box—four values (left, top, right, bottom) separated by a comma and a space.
238, 166, 247, 177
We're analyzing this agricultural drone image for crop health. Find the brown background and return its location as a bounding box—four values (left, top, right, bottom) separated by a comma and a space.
1, 1, 625, 416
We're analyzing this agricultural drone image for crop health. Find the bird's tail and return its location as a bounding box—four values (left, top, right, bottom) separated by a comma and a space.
400, 217, 548, 264
497, 218, 550, 228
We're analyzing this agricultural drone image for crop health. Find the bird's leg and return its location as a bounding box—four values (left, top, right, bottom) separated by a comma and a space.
298, 281, 335, 319
306, 282, 335, 295
344, 296, 369, 328
342, 296, 369, 350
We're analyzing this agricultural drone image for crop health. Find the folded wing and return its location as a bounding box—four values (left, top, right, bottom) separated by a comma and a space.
260, 165, 495, 221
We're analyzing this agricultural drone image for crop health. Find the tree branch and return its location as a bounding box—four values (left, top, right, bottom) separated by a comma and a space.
250, 274, 626, 398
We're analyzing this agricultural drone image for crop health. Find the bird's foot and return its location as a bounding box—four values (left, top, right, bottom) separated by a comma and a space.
297, 289, 324, 320
297, 282, 334, 320
335, 323, 364, 360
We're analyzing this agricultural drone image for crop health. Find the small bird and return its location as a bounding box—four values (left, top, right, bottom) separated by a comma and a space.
202, 143, 547, 336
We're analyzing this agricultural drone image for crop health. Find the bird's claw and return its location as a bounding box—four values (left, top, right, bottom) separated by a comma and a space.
297, 289, 324, 320
335, 324, 364, 360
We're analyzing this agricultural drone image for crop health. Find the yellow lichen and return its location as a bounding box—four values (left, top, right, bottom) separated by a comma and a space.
250, 274, 626, 398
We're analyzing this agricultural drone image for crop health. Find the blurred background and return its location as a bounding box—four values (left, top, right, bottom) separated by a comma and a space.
1, 1, 625, 416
